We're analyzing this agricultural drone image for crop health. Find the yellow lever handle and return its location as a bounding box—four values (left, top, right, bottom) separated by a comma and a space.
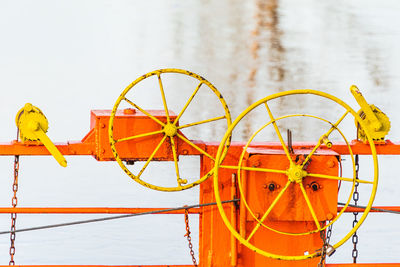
350, 85, 382, 131
16, 103, 67, 167
33, 126, 67, 167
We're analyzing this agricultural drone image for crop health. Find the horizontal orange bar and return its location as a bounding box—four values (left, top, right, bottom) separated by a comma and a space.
264, 140, 400, 155
1, 139, 400, 157
0, 266, 195, 267
327, 264, 400, 266
0, 206, 398, 214
206, 139, 400, 155
339, 206, 400, 213
0, 207, 201, 214
0, 264, 398, 267
0, 205, 398, 215
0, 141, 94, 156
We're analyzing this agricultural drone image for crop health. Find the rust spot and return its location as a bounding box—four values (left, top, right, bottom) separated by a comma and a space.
124, 108, 136, 115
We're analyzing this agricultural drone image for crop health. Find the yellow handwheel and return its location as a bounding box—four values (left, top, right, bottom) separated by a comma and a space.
213, 89, 378, 260
109, 69, 232, 191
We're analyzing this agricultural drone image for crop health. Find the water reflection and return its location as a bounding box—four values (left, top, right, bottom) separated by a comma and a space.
1, 0, 398, 264
243, 0, 287, 139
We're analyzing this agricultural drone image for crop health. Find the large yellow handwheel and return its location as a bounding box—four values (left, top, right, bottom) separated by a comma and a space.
109, 69, 232, 191
213, 89, 378, 260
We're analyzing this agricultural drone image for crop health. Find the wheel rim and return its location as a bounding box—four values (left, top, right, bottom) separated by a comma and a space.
213, 89, 378, 260
109, 68, 232, 191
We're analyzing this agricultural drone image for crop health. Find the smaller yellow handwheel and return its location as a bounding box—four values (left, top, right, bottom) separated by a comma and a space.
213, 89, 378, 260
109, 69, 232, 191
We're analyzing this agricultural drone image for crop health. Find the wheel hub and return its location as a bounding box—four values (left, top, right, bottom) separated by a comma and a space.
164, 123, 178, 137
287, 164, 307, 183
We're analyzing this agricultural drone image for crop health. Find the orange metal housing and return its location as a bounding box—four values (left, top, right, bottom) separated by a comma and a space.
92, 109, 177, 161
199, 145, 339, 267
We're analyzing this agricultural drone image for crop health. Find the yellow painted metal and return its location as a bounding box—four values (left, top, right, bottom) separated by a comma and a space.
299, 181, 321, 230
213, 89, 378, 260
350, 85, 391, 142
246, 180, 291, 242
321, 135, 333, 148
15, 103, 67, 167
264, 102, 294, 166
287, 164, 307, 183
234, 114, 361, 237
301, 110, 349, 169
231, 113, 360, 238
109, 69, 232, 191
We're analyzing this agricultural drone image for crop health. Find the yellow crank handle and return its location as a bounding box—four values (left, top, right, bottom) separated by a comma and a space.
350, 85, 382, 131
34, 128, 67, 167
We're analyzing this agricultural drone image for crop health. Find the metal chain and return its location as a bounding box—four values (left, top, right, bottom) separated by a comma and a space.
317, 224, 334, 267
326, 224, 333, 247
184, 208, 197, 267
9, 154, 20, 265
318, 229, 327, 267
352, 154, 360, 263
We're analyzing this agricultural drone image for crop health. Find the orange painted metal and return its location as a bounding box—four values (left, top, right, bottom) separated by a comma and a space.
0, 111, 399, 159
93, 110, 177, 161
245, 149, 338, 222
2, 205, 399, 215
0, 110, 202, 159
0, 266, 194, 267
0, 207, 201, 214
0, 265, 398, 267
326, 264, 400, 266
198, 145, 340, 266
338, 206, 400, 213
1, 110, 400, 266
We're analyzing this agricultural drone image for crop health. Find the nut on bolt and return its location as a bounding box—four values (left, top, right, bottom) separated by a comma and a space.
264, 182, 277, 192
310, 182, 320, 191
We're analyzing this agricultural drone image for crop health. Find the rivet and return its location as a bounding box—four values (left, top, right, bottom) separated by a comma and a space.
263, 184, 268, 189
253, 160, 261, 167
327, 160, 335, 168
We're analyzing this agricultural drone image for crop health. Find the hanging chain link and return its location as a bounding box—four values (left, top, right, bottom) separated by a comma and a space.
326, 224, 332, 245
184, 208, 198, 267
318, 229, 327, 267
9, 151, 20, 265
352, 154, 360, 263
317, 223, 334, 267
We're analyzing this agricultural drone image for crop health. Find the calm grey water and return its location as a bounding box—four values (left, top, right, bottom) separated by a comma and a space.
0, 0, 399, 264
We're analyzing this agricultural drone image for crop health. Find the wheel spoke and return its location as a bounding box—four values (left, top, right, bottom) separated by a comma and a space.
176, 133, 215, 161
115, 129, 164, 143
170, 136, 182, 187
137, 135, 167, 179
307, 172, 373, 184
124, 97, 165, 126
157, 73, 170, 123
177, 115, 226, 130
299, 182, 321, 230
173, 82, 203, 125
246, 180, 291, 241
219, 165, 287, 175
301, 110, 350, 169
264, 102, 294, 166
